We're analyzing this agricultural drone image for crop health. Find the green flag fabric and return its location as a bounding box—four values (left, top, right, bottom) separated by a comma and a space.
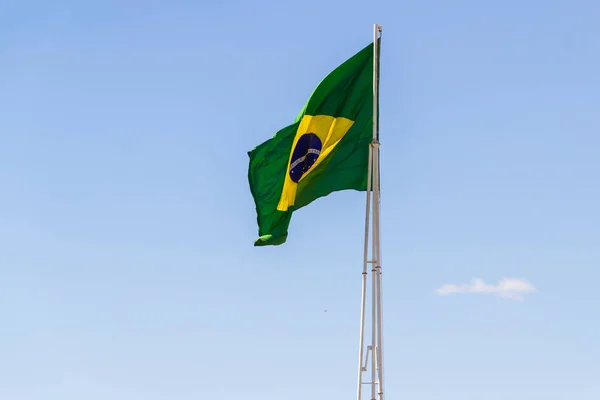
247, 42, 376, 246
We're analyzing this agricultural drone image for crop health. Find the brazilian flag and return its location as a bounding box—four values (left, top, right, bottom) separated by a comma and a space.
247, 41, 378, 246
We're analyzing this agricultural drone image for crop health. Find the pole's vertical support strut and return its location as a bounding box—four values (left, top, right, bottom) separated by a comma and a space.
358, 23, 383, 400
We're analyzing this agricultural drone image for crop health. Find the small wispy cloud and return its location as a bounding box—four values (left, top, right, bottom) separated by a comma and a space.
434, 278, 537, 301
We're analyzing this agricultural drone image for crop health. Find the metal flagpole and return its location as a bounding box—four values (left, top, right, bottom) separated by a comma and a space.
357, 23, 383, 400
373, 23, 385, 400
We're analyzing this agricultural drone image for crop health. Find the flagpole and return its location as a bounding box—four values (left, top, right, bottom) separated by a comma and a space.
372, 23, 384, 400
357, 22, 383, 400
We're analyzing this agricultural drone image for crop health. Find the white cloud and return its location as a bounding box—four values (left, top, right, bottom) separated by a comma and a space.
434, 278, 537, 301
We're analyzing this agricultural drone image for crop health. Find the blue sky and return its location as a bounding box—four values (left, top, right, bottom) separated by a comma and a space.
1, 0, 599, 399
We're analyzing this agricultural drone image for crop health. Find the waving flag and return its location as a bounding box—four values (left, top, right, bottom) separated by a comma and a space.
247, 41, 377, 246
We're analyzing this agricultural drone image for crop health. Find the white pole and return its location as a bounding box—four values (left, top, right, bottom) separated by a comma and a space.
372, 23, 384, 400
357, 23, 383, 400
371, 227, 377, 400
357, 145, 372, 400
